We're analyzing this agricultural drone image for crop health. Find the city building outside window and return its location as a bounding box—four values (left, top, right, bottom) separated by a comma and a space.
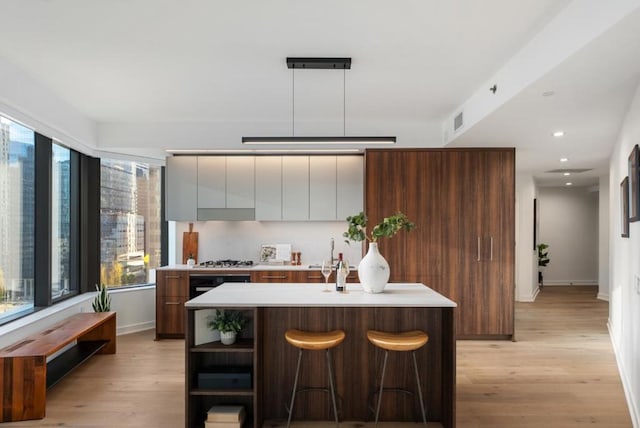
51, 143, 73, 299
100, 159, 161, 287
0, 116, 35, 323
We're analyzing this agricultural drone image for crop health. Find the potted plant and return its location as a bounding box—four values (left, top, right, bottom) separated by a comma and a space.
92, 283, 111, 312
208, 310, 248, 345
537, 243, 550, 287
343, 212, 415, 293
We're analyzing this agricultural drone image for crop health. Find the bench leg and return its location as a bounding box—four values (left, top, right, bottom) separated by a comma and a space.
0, 356, 47, 422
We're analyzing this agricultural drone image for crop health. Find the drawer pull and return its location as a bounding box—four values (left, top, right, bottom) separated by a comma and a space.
165, 301, 181, 305
307, 275, 323, 279
166, 275, 182, 279
262, 275, 287, 279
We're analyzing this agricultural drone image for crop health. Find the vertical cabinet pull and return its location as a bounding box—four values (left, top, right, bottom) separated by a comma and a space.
490, 237, 494, 261
477, 237, 481, 261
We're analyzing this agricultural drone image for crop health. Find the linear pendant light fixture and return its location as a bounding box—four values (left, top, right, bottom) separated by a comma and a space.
242, 57, 396, 146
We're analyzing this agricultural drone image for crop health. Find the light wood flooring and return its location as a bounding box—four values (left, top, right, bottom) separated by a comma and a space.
1, 286, 632, 427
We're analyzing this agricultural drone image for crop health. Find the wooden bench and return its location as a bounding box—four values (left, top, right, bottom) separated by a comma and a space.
0, 312, 116, 422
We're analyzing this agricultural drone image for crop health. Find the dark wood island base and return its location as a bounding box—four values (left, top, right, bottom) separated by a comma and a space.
185, 283, 456, 428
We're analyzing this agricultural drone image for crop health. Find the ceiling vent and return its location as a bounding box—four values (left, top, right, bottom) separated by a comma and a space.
453, 111, 464, 131
545, 168, 593, 173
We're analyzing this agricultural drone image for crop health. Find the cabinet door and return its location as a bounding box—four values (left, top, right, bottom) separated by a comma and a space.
166, 156, 198, 220
157, 297, 186, 336
251, 270, 297, 283
255, 157, 282, 220
197, 157, 226, 208
282, 156, 309, 220
309, 156, 337, 220
227, 156, 255, 208
337, 156, 364, 220
365, 151, 443, 284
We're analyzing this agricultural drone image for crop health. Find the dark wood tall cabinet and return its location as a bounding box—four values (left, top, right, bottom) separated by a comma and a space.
365, 148, 515, 339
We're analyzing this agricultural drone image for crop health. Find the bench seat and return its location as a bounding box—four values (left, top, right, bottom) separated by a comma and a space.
0, 312, 116, 422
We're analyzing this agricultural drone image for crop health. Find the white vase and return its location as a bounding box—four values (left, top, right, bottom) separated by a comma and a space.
358, 243, 390, 293
220, 331, 236, 345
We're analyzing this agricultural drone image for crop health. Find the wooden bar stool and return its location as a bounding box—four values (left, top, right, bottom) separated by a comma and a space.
284, 329, 346, 427
367, 329, 429, 426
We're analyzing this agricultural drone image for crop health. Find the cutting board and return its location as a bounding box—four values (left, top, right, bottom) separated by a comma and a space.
182, 223, 199, 264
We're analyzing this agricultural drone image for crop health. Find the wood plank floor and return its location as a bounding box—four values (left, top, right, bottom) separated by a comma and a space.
1, 286, 631, 427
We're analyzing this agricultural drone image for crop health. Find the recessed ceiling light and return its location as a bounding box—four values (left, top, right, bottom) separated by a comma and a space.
542, 91, 555, 97
553, 131, 565, 137
560, 158, 569, 162
565, 182, 573, 186
563, 172, 571, 176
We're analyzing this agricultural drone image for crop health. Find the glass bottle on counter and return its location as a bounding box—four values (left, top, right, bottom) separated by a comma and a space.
335, 253, 347, 292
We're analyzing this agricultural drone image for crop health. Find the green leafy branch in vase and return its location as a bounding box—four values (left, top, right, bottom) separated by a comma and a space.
343, 212, 416, 243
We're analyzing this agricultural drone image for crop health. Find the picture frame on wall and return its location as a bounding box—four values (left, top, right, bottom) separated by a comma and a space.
533, 198, 538, 250
621, 176, 629, 238
628, 144, 640, 222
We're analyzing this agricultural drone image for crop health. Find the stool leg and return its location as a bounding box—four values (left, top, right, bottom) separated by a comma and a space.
374, 350, 389, 426
287, 348, 303, 428
412, 351, 427, 426
326, 349, 340, 427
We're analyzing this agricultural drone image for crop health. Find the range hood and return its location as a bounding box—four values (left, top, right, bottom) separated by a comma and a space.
197, 208, 255, 221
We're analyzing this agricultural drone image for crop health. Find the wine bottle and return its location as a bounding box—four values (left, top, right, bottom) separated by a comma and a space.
335, 253, 345, 292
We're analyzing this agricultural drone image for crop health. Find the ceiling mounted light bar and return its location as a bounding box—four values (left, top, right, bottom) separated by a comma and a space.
242, 136, 395, 145
286, 57, 351, 69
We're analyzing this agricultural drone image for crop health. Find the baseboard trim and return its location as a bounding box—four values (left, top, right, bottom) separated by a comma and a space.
542, 280, 598, 286
517, 286, 540, 302
116, 321, 155, 336
597, 292, 609, 301
608, 320, 640, 428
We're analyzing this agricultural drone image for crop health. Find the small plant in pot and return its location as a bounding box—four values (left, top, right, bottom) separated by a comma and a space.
92, 283, 111, 312
343, 212, 415, 293
208, 310, 247, 345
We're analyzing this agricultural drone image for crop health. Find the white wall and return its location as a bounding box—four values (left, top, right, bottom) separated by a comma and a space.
171, 221, 362, 266
538, 186, 599, 285
515, 172, 538, 302
599, 174, 610, 300
0, 55, 97, 153
0, 287, 155, 347
608, 80, 640, 428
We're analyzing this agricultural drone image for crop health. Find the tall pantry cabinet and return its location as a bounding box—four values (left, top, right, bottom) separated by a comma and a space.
365, 148, 515, 339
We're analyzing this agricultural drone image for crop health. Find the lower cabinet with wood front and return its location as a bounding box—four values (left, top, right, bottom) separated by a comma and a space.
156, 268, 358, 339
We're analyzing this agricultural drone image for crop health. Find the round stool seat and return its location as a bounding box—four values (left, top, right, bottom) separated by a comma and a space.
367, 330, 429, 352
285, 329, 345, 350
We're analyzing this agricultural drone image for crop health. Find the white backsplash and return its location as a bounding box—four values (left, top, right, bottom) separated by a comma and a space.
170, 221, 363, 266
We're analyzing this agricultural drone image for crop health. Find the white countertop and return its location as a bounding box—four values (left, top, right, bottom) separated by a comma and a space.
158, 264, 324, 271
185, 282, 457, 308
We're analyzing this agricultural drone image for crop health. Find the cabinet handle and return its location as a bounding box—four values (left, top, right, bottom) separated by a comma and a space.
477, 237, 481, 262
166, 275, 182, 279
307, 275, 323, 279
165, 301, 181, 305
262, 275, 288, 279
490, 237, 494, 261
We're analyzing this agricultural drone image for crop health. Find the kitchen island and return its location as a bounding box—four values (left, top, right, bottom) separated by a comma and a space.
185, 282, 456, 428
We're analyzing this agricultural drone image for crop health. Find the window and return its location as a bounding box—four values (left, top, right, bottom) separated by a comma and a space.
0, 116, 35, 323
51, 143, 74, 299
100, 159, 161, 287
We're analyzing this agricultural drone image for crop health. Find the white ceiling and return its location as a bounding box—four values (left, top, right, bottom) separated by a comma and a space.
0, 0, 639, 186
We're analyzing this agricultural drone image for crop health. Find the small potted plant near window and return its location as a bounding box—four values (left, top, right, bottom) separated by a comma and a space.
344, 212, 415, 293
208, 310, 247, 345
92, 283, 111, 312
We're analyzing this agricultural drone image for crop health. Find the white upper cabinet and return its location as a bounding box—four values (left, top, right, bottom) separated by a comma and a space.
255, 157, 282, 220
166, 155, 363, 221
166, 156, 198, 221
282, 156, 310, 220
337, 156, 364, 220
197, 157, 226, 208
309, 156, 337, 220
226, 156, 255, 208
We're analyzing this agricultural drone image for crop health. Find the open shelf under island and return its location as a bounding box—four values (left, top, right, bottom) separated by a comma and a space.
185, 282, 457, 428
